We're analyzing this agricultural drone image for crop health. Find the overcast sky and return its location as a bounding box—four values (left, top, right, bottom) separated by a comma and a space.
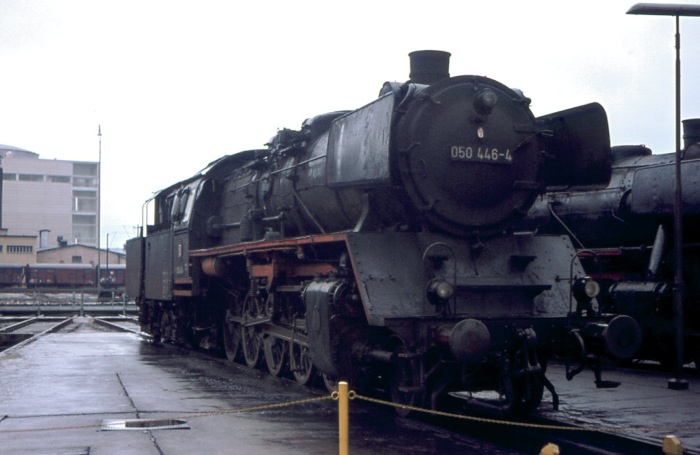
1, 0, 699, 249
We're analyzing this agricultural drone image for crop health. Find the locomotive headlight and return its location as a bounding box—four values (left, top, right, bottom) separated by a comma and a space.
573, 276, 600, 300
427, 278, 455, 304
583, 279, 601, 298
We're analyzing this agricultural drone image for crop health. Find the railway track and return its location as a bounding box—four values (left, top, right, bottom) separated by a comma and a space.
0, 289, 137, 318
0, 304, 138, 317
0, 315, 143, 352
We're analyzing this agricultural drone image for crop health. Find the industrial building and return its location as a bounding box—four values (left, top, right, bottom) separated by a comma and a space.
0, 143, 122, 266
0, 144, 99, 251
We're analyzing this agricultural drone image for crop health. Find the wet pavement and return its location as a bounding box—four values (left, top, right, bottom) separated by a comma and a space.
538, 361, 700, 453
0, 318, 519, 455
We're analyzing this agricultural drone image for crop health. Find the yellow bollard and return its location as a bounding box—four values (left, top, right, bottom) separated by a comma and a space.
663, 435, 684, 455
540, 442, 560, 455
338, 381, 349, 455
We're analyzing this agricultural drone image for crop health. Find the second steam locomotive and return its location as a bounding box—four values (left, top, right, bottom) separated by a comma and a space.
523, 121, 700, 368
126, 51, 641, 415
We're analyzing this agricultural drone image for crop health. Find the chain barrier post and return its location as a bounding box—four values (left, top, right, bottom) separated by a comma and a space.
338, 381, 349, 455
663, 435, 684, 455
540, 442, 560, 455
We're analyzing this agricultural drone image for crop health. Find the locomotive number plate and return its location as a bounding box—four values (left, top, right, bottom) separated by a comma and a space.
450, 146, 513, 164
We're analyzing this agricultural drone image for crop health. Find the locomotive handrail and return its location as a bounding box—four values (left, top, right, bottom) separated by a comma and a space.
268, 154, 326, 176
290, 185, 326, 234
548, 203, 585, 249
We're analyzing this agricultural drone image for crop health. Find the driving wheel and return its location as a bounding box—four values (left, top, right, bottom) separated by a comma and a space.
289, 341, 315, 385
241, 294, 263, 368
263, 335, 288, 376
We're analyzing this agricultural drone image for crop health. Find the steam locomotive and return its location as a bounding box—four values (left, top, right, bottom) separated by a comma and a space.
523, 119, 700, 368
126, 51, 642, 416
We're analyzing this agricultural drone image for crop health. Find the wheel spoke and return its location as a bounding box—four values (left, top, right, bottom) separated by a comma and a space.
242, 325, 262, 368
264, 336, 288, 376
223, 305, 242, 362
241, 295, 263, 368
289, 341, 315, 385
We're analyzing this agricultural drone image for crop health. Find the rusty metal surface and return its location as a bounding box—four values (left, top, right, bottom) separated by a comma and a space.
326, 93, 394, 188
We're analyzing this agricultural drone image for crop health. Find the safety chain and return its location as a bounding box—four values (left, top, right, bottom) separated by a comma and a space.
3, 390, 699, 436
347, 392, 700, 435
172, 395, 333, 420
0, 395, 333, 434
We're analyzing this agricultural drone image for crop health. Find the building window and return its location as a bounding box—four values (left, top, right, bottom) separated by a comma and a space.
73, 177, 97, 187
18, 174, 44, 182
0, 245, 3, 252
48, 175, 71, 183
73, 189, 97, 212
72, 225, 96, 245
73, 214, 96, 225
7, 245, 33, 254
71, 256, 82, 263
3, 173, 16, 181
74, 197, 97, 212
73, 190, 96, 198
73, 163, 97, 176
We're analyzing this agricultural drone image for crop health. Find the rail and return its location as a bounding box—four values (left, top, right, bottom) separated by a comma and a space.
0, 316, 142, 353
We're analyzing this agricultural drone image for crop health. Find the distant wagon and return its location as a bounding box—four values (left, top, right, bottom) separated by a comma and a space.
0, 263, 24, 287
99, 263, 126, 287
26, 263, 96, 287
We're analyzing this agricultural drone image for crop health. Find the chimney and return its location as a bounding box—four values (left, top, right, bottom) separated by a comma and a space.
39, 229, 50, 249
408, 50, 451, 85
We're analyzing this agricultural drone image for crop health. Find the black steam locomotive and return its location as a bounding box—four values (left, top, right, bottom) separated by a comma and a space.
523, 119, 700, 368
126, 51, 641, 416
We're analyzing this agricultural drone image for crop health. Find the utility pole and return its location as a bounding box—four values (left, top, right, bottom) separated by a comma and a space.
97, 125, 102, 289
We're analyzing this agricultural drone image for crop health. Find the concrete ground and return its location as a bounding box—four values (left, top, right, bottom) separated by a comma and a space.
0, 318, 516, 455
